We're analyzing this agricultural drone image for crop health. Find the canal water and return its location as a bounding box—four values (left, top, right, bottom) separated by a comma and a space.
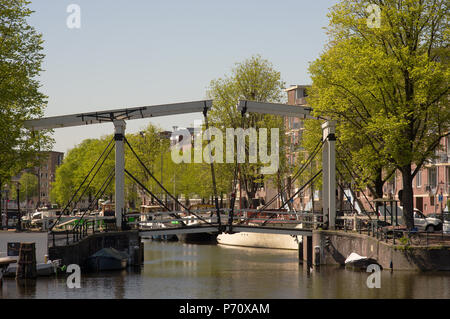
1, 239, 449, 299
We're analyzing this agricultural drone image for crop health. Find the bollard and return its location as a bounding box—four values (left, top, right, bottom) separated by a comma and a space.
66, 230, 69, 245
314, 246, 321, 267
298, 240, 303, 264
16, 242, 37, 280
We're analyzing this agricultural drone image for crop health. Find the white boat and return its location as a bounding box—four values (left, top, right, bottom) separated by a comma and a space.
217, 232, 301, 250
344, 252, 381, 271
4, 261, 57, 277
217, 211, 304, 250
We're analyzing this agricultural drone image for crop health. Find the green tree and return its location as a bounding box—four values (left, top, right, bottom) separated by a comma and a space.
207, 55, 287, 208
308, 0, 449, 228
50, 124, 178, 211
10, 172, 38, 203
0, 0, 53, 185
50, 137, 115, 209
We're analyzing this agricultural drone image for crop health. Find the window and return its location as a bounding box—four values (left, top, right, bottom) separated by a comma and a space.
428, 167, 437, 188
446, 166, 450, 184
430, 196, 435, 206
447, 136, 450, 155
293, 121, 302, 130
416, 171, 422, 188
296, 89, 304, 99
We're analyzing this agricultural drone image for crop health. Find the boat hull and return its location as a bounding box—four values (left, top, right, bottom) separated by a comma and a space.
178, 232, 218, 244
217, 232, 301, 250
87, 257, 127, 271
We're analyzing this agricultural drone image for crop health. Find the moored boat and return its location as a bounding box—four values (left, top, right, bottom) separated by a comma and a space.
217, 232, 301, 250
217, 210, 303, 250
344, 252, 382, 271
87, 248, 128, 271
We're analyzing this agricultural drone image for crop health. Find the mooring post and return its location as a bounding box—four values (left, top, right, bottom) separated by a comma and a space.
114, 120, 126, 231
298, 240, 303, 264
16, 242, 37, 280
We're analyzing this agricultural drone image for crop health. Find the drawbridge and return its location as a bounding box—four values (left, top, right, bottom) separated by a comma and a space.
24, 98, 337, 239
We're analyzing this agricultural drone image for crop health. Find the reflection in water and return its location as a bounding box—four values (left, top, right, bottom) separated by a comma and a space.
1, 239, 449, 299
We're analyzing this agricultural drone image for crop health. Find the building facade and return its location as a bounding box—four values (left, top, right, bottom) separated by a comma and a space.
384, 137, 450, 215
283, 85, 316, 211
283, 85, 449, 215
37, 151, 64, 207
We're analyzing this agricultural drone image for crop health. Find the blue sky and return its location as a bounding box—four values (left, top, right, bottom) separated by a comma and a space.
28, 0, 338, 153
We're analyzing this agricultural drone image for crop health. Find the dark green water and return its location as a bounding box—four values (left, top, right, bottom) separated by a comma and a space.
1, 240, 449, 299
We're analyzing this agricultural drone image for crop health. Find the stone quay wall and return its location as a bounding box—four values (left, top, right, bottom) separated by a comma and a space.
49, 230, 143, 269
309, 230, 450, 271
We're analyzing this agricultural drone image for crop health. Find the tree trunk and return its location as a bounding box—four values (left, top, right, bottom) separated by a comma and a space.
373, 167, 384, 212
400, 165, 414, 229
374, 168, 384, 199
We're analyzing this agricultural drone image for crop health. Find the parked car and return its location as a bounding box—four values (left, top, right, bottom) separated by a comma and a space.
443, 213, 450, 234
378, 206, 442, 231
414, 209, 442, 232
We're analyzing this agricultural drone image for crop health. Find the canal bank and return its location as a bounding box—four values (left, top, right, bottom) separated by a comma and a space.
49, 230, 143, 270
1, 240, 450, 299
307, 230, 450, 271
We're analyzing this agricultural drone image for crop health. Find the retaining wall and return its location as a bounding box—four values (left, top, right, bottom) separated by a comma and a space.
312, 230, 450, 271
48, 230, 142, 269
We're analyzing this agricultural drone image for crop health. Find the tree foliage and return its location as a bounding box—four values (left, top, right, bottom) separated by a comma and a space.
10, 172, 38, 201
307, 0, 449, 228
0, 0, 53, 184
207, 55, 288, 207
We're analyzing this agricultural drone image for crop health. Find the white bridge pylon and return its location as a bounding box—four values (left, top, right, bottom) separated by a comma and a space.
25, 100, 213, 229
238, 100, 336, 229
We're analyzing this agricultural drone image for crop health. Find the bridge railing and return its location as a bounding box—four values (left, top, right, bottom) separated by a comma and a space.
132, 209, 324, 230
46, 208, 325, 246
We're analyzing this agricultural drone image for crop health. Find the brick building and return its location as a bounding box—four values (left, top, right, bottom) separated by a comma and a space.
282, 85, 316, 211
283, 85, 449, 215
383, 137, 450, 215
37, 151, 64, 207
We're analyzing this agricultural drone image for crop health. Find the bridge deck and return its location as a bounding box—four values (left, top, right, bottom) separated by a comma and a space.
139, 225, 312, 236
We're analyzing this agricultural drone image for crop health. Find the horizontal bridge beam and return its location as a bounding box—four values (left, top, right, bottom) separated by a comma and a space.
24, 100, 213, 131
139, 225, 312, 236
237, 100, 321, 120
140, 226, 219, 236
230, 226, 312, 236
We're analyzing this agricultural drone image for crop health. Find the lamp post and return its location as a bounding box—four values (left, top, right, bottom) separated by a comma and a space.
16, 182, 21, 231
4, 184, 9, 229
438, 181, 444, 214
